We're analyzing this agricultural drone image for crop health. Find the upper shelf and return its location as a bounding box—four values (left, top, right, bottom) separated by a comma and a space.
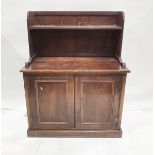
29, 25, 122, 30
27, 11, 124, 57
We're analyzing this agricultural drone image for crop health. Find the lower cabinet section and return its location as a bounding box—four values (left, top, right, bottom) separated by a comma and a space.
24, 74, 126, 137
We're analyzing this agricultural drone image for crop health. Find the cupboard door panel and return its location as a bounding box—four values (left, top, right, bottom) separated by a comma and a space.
75, 76, 122, 129
27, 75, 74, 129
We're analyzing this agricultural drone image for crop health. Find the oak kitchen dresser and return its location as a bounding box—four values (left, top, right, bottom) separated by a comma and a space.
21, 11, 130, 137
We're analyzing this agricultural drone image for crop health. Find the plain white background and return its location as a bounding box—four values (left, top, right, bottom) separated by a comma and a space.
1, 0, 153, 155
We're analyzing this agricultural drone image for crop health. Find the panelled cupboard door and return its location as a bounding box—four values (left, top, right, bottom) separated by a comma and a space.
25, 75, 74, 129
75, 75, 123, 130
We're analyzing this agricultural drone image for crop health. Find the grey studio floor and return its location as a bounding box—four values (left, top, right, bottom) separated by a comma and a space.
2, 98, 153, 155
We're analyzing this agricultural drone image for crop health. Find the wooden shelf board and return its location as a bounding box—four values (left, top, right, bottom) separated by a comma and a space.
29, 25, 122, 30
21, 57, 129, 74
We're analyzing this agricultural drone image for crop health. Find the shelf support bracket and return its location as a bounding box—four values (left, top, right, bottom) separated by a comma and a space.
25, 53, 37, 68
116, 56, 126, 68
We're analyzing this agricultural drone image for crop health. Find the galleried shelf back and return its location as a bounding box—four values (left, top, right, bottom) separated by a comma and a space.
21, 11, 130, 137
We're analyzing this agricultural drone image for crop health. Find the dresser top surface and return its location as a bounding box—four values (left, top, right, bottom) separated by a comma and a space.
21, 57, 129, 74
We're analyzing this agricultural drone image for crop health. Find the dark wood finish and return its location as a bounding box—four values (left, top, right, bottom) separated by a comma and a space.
21, 57, 130, 74
27, 11, 124, 58
21, 11, 130, 137
27, 129, 122, 138
24, 75, 74, 129
29, 25, 122, 30
30, 29, 121, 57
75, 75, 124, 130
28, 11, 123, 27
